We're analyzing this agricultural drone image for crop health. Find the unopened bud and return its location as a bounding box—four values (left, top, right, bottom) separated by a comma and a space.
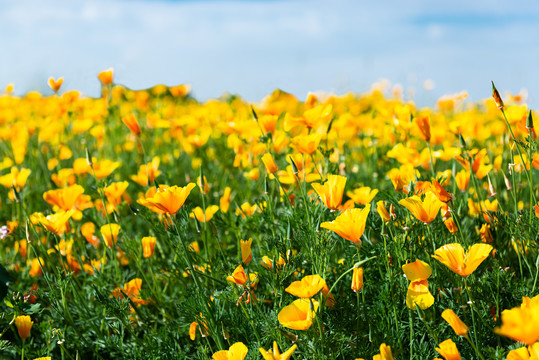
194, 217, 201, 233
264, 176, 269, 194
289, 156, 299, 175
279, 328, 299, 343
85, 148, 93, 166
487, 174, 497, 197
458, 132, 467, 149
503, 172, 512, 190
527, 110, 534, 130
25, 220, 32, 243
491, 81, 504, 109
221, 322, 229, 340
251, 106, 258, 122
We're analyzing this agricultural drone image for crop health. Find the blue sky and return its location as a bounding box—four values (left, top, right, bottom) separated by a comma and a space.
1, 0, 539, 105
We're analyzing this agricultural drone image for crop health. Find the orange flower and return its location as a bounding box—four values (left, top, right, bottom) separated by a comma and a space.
48, 77, 63, 93
351, 267, 364, 292
441, 309, 469, 337
399, 191, 442, 224
259, 342, 297, 360
444, 218, 458, 234
121, 114, 141, 136
14, 315, 33, 339
435, 339, 461, 360
138, 184, 196, 214
320, 205, 370, 243
494, 295, 539, 345
431, 179, 453, 203
212, 342, 248, 360
226, 265, 248, 285
141, 236, 156, 258
98, 68, 114, 85
241, 238, 252, 264
111, 278, 148, 307
347, 187, 379, 205
131, 157, 161, 186
402, 260, 434, 310
290, 133, 323, 154
43, 184, 85, 212
100, 224, 120, 248
432, 243, 493, 277
479, 223, 493, 243
312, 174, 347, 210
285, 274, 326, 298
506, 345, 539, 360
278, 298, 319, 330
0, 167, 31, 189
414, 115, 431, 142
261, 153, 278, 174
81, 222, 100, 247
29, 258, 44, 277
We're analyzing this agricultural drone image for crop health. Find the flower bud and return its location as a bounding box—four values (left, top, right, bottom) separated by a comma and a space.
491, 81, 504, 109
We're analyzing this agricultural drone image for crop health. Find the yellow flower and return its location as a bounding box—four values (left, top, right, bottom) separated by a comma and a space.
435, 339, 461, 360
351, 267, 364, 292
29, 258, 44, 277
100, 224, 121, 248
441, 309, 469, 337
141, 236, 156, 258
278, 298, 319, 330
376, 201, 391, 223
259, 341, 297, 360
432, 243, 493, 277
226, 265, 248, 286
285, 274, 326, 298
0, 167, 31, 189
494, 295, 539, 345
212, 342, 248, 360
48, 77, 63, 93
320, 205, 370, 243
190, 205, 220, 223
43, 184, 85, 212
414, 115, 431, 142
346, 186, 378, 206
373, 343, 394, 360
312, 174, 347, 210
402, 260, 434, 310
15, 315, 33, 339
220, 187, 232, 213
444, 218, 458, 234
38, 210, 74, 235
506, 343, 539, 360
399, 191, 442, 224
138, 184, 196, 214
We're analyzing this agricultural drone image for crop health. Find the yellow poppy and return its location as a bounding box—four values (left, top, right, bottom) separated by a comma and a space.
259, 342, 297, 360
399, 191, 442, 224
320, 205, 371, 243
312, 174, 347, 210
435, 339, 461, 360
138, 184, 196, 214
495, 295, 539, 345
212, 342, 248, 360
278, 298, 319, 330
14, 315, 33, 339
441, 309, 469, 337
285, 274, 326, 298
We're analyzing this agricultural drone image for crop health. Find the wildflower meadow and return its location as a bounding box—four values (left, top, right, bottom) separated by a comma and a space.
0, 72, 538, 359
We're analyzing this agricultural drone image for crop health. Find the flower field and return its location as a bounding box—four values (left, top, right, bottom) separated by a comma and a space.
0, 72, 538, 359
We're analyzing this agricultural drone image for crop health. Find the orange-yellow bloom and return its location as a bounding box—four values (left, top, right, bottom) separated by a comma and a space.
141, 236, 156, 258
261, 153, 279, 174
377, 201, 392, 223
14, 315, 33, 339
506, 344, 539, 360
441, 309, 469, 337
402, 260, 434, 310
414, 115, 431, 142
259, 342, 297, 360
227, 265, 248, 285
138, 184, 196, 214
320, 205, 370, 243
285, 274, 326, 298
444, 218, 458, 234
312, 174, 347, 210
347, 186, 379, 205
455, 170, 470, 191
399, 191, 442, 224
241, 238, 252, 264
435, 339, 461, 360
122, 114, 141, 136
98, 68, 114, 85
43, 184, 85, 212
48, 77, 63, 93
190, 205, 219, 223
494, 295, 539, 345
220, 187, 232, 213
38, 210, 74, 235
373, 343, 394, 360
351, 267, 364, 292
432, 243, 493, 277
431, 179, 453, 203
278, 298, 319, 330
100, 224, 121, 248
290, 133, 323, 154
212, 342, 248, 360
29, 258, 44, 277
